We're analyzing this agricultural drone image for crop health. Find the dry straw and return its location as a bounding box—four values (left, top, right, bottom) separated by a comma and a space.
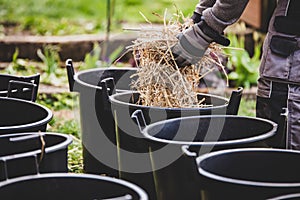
126, 9, 228, 108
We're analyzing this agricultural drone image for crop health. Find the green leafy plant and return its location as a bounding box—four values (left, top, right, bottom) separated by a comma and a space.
4, 48, 38, 75
37, 45, 67, 86
6, 48, 24, 73
67, 138, 83, 173
49, 117, 80, 138
37, 93, 76, 111
81, 42, 125, 69
37, 45, 60, 75
224, 33, 262, 88
81, 43, 102, 69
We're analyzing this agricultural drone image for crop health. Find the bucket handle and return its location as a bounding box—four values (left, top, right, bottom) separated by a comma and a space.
101, 77, 116, 96
100, 77, 116, 108
9, 133, 45, 142
226, 87, 243, 115
181, 145, 197, 157
281, 107, 288, 149
7, 80, 37, 102
8, 133, 46, 165
103, 194, 133, 200
0, 154, 40, 181
66, 59, 75, 92
131, 109, 147, 133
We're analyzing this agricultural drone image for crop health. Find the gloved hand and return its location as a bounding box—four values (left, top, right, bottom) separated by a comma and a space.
172, 20, 230, 68
191, 12, 202, 23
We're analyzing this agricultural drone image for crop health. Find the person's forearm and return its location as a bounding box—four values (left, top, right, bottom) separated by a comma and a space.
197, 0, 249, 33
195, 0, 216, 15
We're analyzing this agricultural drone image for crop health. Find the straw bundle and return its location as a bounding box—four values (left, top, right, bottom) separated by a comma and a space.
127, 10, 227, 108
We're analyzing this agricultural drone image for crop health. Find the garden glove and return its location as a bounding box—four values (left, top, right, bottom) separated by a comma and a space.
191, 12, 202, 23
172, 20, 230, 68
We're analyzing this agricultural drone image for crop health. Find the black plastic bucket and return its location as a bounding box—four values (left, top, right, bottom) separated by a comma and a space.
0, 73, 40, 101
0, 173, 148, 200
0, 97, 52, 134
110, 90, 243, 153
138, 114, 277, 200
0, 132, 72, 181
109, 89, 243, 199
197, 148, 300, 200
66, 59, 137, 177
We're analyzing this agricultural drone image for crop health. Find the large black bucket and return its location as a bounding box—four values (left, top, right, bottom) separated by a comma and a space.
0, 132, 72, 181
197, 148, 300, 200
0, 173, 148, 199
137, 114, 277, 200
109, 89, 243, 199
66, 59, 137, 177
0, 97, 52, 134
0, 73, 40, 101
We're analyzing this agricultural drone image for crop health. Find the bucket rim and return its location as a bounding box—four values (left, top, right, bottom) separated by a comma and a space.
110, 90, 229, 111
196, 148, 300, 187
74, 67, 136, 90
142, 115, 277, 146
0, 132, 73, 161
267, 193, 300, 200
0, 172, 148, 199
0, 97, 53, 131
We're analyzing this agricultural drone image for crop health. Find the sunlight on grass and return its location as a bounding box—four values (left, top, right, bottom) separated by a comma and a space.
0, 0, 199, 35
238, 98, 256, 117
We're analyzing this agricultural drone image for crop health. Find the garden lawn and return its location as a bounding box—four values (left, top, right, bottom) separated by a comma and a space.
0, 0, 198, 35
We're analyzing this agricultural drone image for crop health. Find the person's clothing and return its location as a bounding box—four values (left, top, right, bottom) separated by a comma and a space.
257, 78, 300, 150
194, 0, 249, 34
193, 0, 300, 84
256, 79, 287, 149
259, 0, 300, 85
256, 0, 300, 150
191, 0, 300, 149
172, 0, 246, 68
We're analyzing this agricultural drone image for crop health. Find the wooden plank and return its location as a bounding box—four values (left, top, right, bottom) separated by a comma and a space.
240, 0, 276, 32
0, 33, 137, 62
241, 0, 262, 29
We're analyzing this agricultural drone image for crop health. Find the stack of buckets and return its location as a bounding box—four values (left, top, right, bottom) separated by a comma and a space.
0, 71, 148, 199
66, 59, 300, 200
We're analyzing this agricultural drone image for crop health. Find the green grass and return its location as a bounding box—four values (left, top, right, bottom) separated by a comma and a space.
238, 98, 256, 117
0, 0, 198, 35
